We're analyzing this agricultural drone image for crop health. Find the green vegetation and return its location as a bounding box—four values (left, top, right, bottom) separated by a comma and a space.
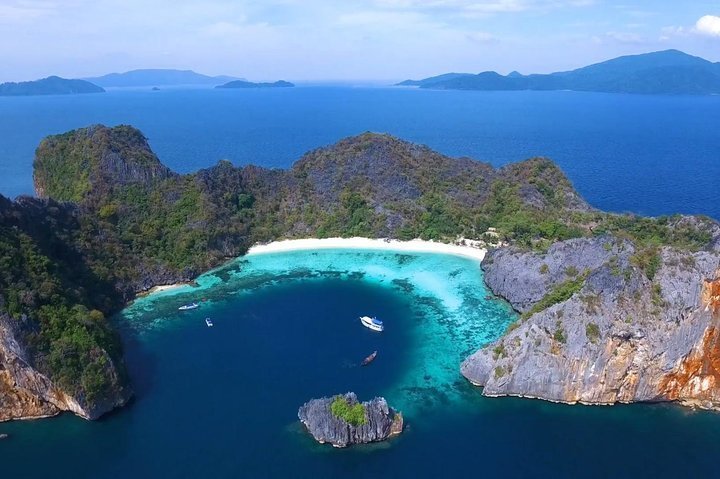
494, 366, 506, 379
330, 396, 367, 426
630, 246, 662, 280
585, 323, 600, 343
580, 293, 601, 314
111, 173, 253, 270
565, 266, 579, 277
316, 189, 380, 238
593, 214, 714, 252
0, 226, 123, 404
39, 305, 120, 402
247, 133, 718, 255
553, 322, 567, 344
522, 273, 588, 319
651, 284, 666, 313
492, 343, 507, 359
34, 125, 164, 203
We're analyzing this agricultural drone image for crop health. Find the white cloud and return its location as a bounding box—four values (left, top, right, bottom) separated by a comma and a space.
0, 1, 56, 23
1, 0, 718, 83
604, 31, 645, 44
466, 31, 497, 44
695, 15, 720, 37
658, 25, 685, 41
336, 10, 438, 28
369, 0, 594, 15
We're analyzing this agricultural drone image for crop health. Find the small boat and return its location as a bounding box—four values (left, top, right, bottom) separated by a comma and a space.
360, 316, 384, 332
205, 318, 213, 327
361, 351, 378, 366
178, 302, 199, 311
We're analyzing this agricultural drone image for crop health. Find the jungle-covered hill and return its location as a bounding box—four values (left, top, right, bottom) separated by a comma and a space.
1, 124, 718, 421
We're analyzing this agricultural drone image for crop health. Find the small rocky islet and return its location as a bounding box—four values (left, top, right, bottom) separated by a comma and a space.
298, 393, 403, 447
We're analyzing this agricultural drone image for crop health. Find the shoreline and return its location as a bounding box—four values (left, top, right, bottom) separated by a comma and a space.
136, 282, 193, 297
246, 237, 487, 261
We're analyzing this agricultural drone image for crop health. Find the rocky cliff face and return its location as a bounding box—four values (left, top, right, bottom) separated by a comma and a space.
462, 234, 720, 409
298, 393, 403, 447
0, 314, 131, 421
0, 194, 133, 422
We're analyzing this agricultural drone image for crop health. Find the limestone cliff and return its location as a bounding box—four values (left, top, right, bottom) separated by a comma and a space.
298, 393, 403, 447
462, 234, 720, 410
0, 314, 131, 421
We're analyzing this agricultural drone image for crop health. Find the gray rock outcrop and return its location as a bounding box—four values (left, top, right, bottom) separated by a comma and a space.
462, 234, 720, 410
298, 392, 403, 447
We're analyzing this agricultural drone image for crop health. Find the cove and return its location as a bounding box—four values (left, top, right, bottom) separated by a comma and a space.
5, 249, 720, 478
0, 248, 514, 477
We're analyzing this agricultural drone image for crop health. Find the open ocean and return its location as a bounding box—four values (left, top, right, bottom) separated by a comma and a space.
1, 86, 719, 219
2, 87, 720, 478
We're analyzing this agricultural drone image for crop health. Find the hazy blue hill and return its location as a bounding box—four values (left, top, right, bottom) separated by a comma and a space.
85, 69, 241, 87
395, 72, 474, 87
216, 80, 294, 89
0, 76, 104, 96
399, 50, 720, 95
558, 49, 712, 78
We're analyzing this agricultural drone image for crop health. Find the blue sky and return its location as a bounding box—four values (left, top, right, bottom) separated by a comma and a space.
0, 0, 718, 82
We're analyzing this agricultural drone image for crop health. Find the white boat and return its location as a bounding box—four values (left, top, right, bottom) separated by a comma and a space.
178, 302, 199, 311
205, 318, 213, 327
360, 316, 384, 332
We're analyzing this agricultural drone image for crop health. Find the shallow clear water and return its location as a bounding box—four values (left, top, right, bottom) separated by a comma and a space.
4, 248, 720, 478
1, 86, 719, 219
123, 249, 515, 414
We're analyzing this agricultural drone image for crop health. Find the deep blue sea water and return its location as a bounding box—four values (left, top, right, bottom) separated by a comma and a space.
4, 248, 720, 478
3, 88, 720, 477
0, 86, 719, 219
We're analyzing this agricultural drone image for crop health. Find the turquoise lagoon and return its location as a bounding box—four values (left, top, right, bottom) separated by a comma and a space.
123, 248, 515, 414
4, 248, 720, 478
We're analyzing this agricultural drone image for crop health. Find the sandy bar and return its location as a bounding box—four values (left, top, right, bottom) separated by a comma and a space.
246, 237, 487, 261
137, 283, 191, 297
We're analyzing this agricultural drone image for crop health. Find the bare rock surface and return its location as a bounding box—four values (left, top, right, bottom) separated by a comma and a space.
462, 235, 720, 410
298, 392, 403, 447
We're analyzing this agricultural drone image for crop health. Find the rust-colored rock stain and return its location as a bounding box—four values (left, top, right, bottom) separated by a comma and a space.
703, 276, 720, 315
659, 276, 720, 402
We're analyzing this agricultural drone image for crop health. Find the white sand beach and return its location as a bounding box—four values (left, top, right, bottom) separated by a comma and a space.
138, 283, 190, 296
246, 237, 487, 261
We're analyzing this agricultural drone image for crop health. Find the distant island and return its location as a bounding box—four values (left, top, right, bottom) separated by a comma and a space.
397, 50, 720, 95
84, 69, 241, 87
216, 80, 294, 89
0, 76, 104, 96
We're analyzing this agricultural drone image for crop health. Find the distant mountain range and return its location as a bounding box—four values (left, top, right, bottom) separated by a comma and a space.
84, 69, 242, 87
0, 76, 104, 96
397, 50, 720, 95
216, 80, 294, 89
